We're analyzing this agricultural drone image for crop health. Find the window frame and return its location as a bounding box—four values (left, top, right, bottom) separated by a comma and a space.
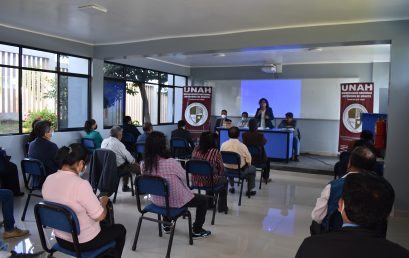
0, 41, 91, 135
103, 61, 187, 127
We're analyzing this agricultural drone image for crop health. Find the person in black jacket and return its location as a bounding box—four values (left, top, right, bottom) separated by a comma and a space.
296, 173, 409, 258
254, 98, 274, 129
123, 116, 141, 142
171, 120, 195, 157
28, 120, 59, 176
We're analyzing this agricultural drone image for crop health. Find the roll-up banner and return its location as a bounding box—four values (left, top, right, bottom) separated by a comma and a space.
338, 82, 374, 152
182, 86, 212, 141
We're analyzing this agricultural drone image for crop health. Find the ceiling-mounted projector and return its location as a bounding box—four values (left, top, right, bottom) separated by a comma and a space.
261, 64, 282, 73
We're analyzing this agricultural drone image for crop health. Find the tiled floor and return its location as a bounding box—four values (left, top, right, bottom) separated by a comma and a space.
5, 170, 409, 257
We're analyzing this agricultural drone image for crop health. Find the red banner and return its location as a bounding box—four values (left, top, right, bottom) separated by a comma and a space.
338, 82, 374, 152
182, 86, 212, 141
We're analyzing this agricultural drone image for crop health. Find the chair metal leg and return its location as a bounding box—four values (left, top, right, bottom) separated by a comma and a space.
21, 192, 32, 221
211, 194, 218, 225
130, 174, 135, 196
186, 212, 193, 245
166, 222, 176, 258
132, 216, 144, 251
113, 188, 118, 204
259, 169, 263, 190
238, 179, 244, 206
158, 214, 162, 237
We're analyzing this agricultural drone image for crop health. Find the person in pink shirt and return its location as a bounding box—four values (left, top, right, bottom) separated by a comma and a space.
42, 143, 126, 257
141, 131, 211, 239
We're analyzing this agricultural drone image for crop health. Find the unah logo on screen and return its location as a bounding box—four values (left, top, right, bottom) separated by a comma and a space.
184, 102, 208, 127
342, 103, 367, 133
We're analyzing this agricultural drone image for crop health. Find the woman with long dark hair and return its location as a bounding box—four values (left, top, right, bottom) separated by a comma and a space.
254, 98, 274, 129
84, 119, 103, 148
142, 131, 211, 238
42, 143, 126, 257
191, 132, 228, 213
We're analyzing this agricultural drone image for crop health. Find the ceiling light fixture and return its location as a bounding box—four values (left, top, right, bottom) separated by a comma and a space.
307, 47, 323, 52
78, 3, 108, 14
261, 64, 282, 74
213, 53, 226, 57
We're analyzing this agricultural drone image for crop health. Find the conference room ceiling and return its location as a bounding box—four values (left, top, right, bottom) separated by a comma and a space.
0, 0, 408, 45
113, 44, 391, 68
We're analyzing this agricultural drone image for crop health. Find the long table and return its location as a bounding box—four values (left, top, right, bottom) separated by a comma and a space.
219, 128, 294, 162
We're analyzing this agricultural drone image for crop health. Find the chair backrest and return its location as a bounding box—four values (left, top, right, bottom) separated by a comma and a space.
136, 142, 145, 154
170, 138, 189, 149
135, 175, 170, 216
81, 138, 96, 151
88, 149, 119, 196
21, 158, 46, 177
185, 160, 213, 189
34, 201, 81, 257
221, 151, 241, 170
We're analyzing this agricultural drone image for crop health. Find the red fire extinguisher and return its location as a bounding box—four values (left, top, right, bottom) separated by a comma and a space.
374, 117, 386, 150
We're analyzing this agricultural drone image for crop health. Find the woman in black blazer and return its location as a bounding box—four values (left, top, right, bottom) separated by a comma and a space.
254, 98, 274, 128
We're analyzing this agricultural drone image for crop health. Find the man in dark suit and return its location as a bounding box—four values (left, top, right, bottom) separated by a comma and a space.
296, 173, 409, 258
171, 120, 195, 157
28, 120, 59, 176
214, 109, 228, 133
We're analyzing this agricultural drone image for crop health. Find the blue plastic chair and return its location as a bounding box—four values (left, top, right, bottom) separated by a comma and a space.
20, 158, 46, 221
34, 201, 116, 258
221, 151, 251, 206
185, 160, 226, 225
170, 138, 191, 160
81, 138, 96, 153
132, 175, 193, 258
135, 142, 145, 162
246, 145, 267, 190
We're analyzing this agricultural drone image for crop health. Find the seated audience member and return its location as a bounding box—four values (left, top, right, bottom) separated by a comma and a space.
141, 131, 211, 238
137, 122, 153, 143
1, 189, 29, 239
348, 130, 379, 156
221, 127, 257, 196
28, 120, 59, 176
84, 119, 103, 149
101, 126, 141, 192
311, 147, 377, 234
122, 116, 141, 143
27, 118, 41, 143
191, 132, 228, 213
214, 109, 228, 133
278, 112, 300, 161
237, 112, 250, 128
0, 148, 24, 196
242, 119, 271, 183
171, 120, 195, 157
296, 173, 409, 258
42, 144, 126, 256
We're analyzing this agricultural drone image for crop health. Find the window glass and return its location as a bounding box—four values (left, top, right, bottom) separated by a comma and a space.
22, 48, 57, 71
0, 44, 19, 66
104, 80, 125, 127
175, 75, 187, 87
58, 76, 88, 129
145, 83, 159, 125
103, 63, 124, 79
126, 67, 145, 82
174, 87, 183, 122
159, 73, 173, 85
21, 70, 57, 132
0, 67, 19, 134
145, 70, 158, 84
60, 55, 89, 74
126, 82, 143, 125
159, 87, 174, 123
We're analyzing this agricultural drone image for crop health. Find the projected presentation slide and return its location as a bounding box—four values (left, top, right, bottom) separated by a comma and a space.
241, 80, 301, 118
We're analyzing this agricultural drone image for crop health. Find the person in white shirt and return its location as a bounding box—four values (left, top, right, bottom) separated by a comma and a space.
101, 126, 140, 192
311, 147, 377, 233
221, 127, 257, 196
237, 112, 250, 128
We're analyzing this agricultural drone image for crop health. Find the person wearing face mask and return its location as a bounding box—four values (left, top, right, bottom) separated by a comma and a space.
214, 109, 228, 133
171, 120, 195, 157
297, 173, 409, 258
84, 119, 103, 149
28, 120, 59, 176
237, 112, 249, 128
255, 98, 274, 129
42, 144, 126, 257
310, 147, 381, 235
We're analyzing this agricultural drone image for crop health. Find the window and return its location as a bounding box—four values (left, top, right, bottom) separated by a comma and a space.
104, 80, 125, 127
103, 62, 187, 126
0, 43, 90, 135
